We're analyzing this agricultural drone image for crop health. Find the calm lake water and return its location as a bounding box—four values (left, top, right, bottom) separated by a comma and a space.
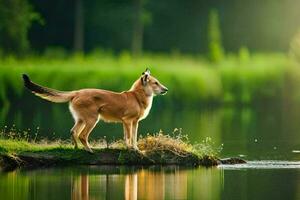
0, 164, 300, 200
1, 94, 300, 199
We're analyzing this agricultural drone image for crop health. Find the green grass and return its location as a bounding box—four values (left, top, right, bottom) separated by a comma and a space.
0, 52, 294, 106
0, 131, 219, 159
0, 138, 72, 154
0, 130, 221, 169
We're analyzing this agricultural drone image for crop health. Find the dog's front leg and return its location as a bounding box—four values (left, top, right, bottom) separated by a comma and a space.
131, 120, 139, 150
123, 121, 133, 148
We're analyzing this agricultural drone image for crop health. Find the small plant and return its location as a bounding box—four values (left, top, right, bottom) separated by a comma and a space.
137, 129, 221, 158
0, 125, 39, 142
191, 137, 223, 158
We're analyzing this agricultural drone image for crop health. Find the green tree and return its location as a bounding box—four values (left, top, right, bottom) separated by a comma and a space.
0, 0, 39, 56
208, 9, 224, 63
289, 29, 300, 64
74, 0, 84, 53
131, 0, 151, 57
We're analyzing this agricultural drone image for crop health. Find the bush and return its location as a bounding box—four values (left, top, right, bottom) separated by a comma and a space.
208, 9, 225, 63
0, 52, 290, 106
43, 47, 68, 59
0, 0, 40, 56
289, 29, 300, 64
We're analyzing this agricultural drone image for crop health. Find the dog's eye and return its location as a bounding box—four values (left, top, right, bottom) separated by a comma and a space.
155, 82, 158, 85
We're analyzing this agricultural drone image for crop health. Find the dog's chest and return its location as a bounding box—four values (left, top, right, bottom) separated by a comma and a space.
140, 97, 153, 120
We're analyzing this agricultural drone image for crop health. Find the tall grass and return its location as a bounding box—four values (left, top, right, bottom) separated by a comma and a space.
0, 52, 293, 106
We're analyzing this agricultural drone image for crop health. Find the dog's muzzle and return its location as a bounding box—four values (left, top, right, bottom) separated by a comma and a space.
160, 88, 168, 95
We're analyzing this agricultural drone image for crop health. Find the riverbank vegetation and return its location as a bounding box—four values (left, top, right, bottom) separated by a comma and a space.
1, 51, 297, 108
0, 129, 228, 170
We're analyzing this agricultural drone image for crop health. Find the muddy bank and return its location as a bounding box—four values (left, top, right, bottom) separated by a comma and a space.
0, 148, 246, 171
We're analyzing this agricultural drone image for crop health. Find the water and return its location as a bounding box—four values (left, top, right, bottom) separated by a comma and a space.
1, 95, 300, 199
0, 164, 299, 200
220, 161, 300, 169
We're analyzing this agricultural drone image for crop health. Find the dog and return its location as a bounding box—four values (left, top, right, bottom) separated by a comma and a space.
22, 68, 168, 152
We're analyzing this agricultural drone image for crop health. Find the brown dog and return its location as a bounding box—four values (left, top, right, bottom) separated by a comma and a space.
22, 69, 168, 152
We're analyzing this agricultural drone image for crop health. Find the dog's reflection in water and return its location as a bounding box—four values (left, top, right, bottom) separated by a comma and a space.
125, 173, 138, 200
71, 169, 187, 200
71, 175, 89, 200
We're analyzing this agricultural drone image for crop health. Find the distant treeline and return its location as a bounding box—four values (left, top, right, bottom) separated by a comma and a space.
1, 0, 300, 56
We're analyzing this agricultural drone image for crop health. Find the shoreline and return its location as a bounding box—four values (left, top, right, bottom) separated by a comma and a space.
0, 136, 246, 171
0, 148, 246, 171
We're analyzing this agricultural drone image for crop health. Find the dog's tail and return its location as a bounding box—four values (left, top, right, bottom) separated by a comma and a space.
22, 74, 75, 103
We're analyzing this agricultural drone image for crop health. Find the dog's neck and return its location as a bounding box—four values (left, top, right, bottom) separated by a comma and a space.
129, 79, 153, 109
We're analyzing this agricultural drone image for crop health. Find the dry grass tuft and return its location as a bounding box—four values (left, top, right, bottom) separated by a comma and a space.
137, 129, 220, 158
138, 132, 192, 156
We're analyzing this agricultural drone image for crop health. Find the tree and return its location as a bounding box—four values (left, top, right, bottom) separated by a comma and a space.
131, 0, 151, 57
0, 0, 39, 56
208, 9, 224, 63
289, 29, 300, 64
74, 0, 84, 53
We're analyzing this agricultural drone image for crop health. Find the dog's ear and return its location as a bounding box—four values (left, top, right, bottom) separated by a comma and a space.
141, 74, 149, 86
145, 68, 150, 75
141, 68, 150, 86
142, 68, 151, 76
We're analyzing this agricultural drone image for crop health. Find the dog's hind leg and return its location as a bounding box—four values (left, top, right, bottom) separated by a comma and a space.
79, 117, 98, 153
70, 120, 85, 149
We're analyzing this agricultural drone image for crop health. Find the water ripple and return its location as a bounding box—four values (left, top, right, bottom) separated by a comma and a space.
219, 160, 300, 169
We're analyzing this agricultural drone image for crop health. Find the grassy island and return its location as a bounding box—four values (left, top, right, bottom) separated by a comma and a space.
0, 132, 246, 171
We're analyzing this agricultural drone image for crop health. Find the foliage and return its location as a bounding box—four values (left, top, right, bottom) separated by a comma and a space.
289, 29, 300, 64
43, 46, 68, 59
138, 129, 220, 158
0, 127, 219, 158
0, 52, 290, 107
239, 46, 251, 63
208, 9, 224, 63
0, 129, 220, 168
0, 0, 41, 56
2, 1, 296, 54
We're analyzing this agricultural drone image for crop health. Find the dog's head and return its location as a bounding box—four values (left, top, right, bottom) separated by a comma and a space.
140, 68, 168, 96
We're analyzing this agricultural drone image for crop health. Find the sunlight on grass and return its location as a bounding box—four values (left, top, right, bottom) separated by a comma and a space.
137, 130, 220, 158
0, 128, 220, 159
0, 52, 292, 106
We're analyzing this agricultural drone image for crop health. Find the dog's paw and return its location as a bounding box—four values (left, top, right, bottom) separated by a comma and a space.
84, 147, 94, 154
